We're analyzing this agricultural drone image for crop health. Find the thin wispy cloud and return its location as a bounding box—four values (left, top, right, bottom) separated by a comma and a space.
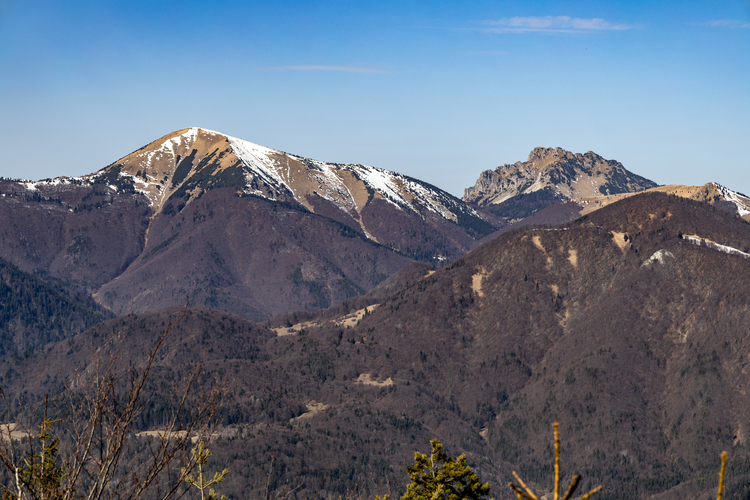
255, 65, 386, 74
697, 20, 750, 29
481, 16, 634, 34
470, 50, 509, 55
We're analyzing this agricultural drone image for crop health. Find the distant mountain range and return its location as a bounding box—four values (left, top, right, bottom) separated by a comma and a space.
0, 128, 503, 321
3, 130, 749, 330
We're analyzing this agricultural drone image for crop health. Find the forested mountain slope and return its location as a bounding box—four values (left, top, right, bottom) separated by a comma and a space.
4, 192, 750, 498
0, 257, 107, 356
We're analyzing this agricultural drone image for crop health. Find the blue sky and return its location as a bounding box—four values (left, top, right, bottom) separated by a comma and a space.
1, 0, 748, 197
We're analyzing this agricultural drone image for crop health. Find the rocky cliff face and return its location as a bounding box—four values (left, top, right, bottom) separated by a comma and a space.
463, 147, 657, 220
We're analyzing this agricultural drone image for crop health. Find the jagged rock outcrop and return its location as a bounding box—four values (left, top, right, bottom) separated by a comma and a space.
463, 147, 657, 220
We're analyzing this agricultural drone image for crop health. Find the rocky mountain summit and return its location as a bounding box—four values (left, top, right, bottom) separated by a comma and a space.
463, 147, 657, 221
87, 127, 497, 244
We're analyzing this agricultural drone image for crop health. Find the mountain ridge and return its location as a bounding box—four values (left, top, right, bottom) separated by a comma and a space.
65, 127, 498, 244
574, 182, 750, 221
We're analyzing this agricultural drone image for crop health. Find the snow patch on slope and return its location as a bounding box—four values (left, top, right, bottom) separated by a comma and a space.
107, 127, 209, 205
295, 158, 358, 213
228, 136, 292, 197
349, 165, 410, 208
683, 235, 750, 260
139, 127, 199, 170
347, 164, 476, 220
19, 176, 89, 191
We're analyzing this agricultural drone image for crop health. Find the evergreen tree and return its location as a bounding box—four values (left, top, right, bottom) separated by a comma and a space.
1, 397, 68, 500
183, 441, 229, 500
402, 439, 492, 500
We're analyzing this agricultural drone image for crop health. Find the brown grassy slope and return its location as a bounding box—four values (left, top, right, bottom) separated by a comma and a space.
476, 182, 750, 243
576, 183, 750, 221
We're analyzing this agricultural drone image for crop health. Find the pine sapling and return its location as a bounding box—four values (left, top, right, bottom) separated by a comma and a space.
183, 441, 229, 500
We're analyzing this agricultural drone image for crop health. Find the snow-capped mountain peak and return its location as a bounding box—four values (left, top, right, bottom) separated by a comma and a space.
36, 128, 497, 242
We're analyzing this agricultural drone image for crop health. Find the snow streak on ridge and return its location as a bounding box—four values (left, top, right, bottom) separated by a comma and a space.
224, 131, 477, 221
713, 182, 750, 217
227, 136, 293, 197
683, 235, 750, 260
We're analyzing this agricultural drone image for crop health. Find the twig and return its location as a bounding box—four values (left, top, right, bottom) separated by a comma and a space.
717, 451, 728, 500
561, 475, 580, 500
554, 422, 560, 500
511, 471, 539, 500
